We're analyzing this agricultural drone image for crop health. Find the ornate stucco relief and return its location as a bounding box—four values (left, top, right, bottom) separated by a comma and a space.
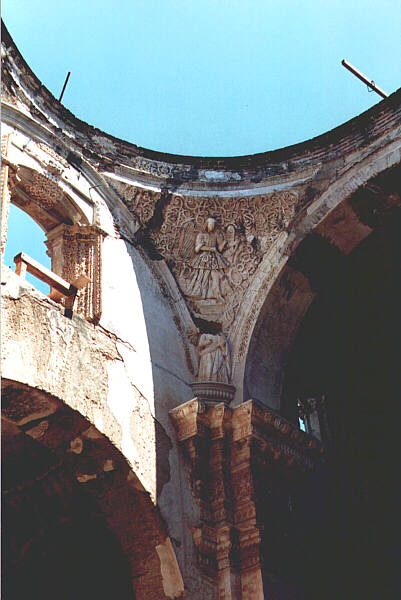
46, 224, 103, 323
116, 186, 298, 328
105, 182, 301, 389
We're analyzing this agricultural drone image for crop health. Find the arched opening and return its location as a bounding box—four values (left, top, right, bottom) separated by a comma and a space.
1, 160, 103, 322
281, 213, 400, 599
1, 380, 183, 600
2, 163, 91, 295
243, 165, 400, 599
2, 417, 135, 600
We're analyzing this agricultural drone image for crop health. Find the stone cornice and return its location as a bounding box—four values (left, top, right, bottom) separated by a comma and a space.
170, 398, 322, 470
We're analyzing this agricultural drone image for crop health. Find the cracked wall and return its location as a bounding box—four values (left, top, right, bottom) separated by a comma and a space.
2, 20, 401, 600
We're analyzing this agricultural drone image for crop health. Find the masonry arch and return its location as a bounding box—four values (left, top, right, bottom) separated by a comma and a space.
1, 379, 185, 600
10, 163, 91, 230
234, 141, 401, 402
243, 161, 401, 407
241, 164, 400, 599
2, 152, 93, 288
1, 155, 106, 322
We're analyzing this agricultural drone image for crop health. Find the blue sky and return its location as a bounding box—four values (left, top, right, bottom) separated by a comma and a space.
4, 0, 401, 156
2, 1, 401, 291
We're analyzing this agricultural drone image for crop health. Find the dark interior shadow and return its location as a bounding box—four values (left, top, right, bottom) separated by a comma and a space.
281, 209, 400, 599
2, 420, 135, 600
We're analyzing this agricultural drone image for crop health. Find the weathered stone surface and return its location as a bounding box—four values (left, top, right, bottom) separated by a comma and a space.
169, 399, 322, 597
1, 384, 177, 600
2, 20, 400, 600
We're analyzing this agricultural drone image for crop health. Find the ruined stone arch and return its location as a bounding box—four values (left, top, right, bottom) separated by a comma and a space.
2, 19, 401, 599
1, 106, 142, 323
10, 164, 91, 230
1, 148, 107, 322
235, 141, 401, 404
2, 379, 185, 600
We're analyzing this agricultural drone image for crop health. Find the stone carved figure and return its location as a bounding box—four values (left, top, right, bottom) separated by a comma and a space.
197, 332, 231, 383
185, 218, 229, 300
118, 190, 298, 328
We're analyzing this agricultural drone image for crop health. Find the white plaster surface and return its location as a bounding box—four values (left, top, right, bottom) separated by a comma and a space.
107, 358, 157, 498
100, 236, 155, 405
156, 537, 185, 599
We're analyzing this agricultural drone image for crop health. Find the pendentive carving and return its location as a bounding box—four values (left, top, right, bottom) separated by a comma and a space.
139, 191, 298, 330
108, 183, 300, 381
106, 181, 159, 228
158, 193, 297, 329
180, 217, 230, 301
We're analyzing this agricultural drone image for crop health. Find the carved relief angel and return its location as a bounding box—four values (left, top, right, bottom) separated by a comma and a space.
179, 217, 230, 300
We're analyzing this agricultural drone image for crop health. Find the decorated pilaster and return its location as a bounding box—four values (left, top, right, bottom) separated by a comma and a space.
46, 224, 103, 323
170, 399, 323, 599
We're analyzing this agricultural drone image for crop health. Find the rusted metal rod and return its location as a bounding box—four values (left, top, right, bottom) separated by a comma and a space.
59, 71, 71, 103
341, 59, 388, 99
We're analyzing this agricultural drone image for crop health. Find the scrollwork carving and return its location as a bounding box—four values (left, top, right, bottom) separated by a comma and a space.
107, 181, 159, 227
110, 184, 299, 332
148, 191, 298, 328
21, 169, 62, 209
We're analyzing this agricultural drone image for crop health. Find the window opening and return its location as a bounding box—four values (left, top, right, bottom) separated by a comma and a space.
4, 203, 51, 294
297, 399, 307, 432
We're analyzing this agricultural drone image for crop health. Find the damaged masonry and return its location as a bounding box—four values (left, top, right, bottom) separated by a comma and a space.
1, 22, 400, 600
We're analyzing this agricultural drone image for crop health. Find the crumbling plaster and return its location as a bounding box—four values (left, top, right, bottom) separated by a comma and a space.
2, 21, 401, 599
3, 30, 400, 407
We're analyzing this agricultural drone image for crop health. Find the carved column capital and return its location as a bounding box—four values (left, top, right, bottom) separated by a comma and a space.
170, 399, 324, 599
169, 398, 207, 442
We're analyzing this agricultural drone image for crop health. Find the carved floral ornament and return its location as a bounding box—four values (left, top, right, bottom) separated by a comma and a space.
111, 182, 300, 331
105, 183, 301, 398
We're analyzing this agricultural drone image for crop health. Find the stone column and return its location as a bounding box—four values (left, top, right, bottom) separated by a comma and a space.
171, 399, 323, 599
46, 224, 103, 323
230, 411, 264, 600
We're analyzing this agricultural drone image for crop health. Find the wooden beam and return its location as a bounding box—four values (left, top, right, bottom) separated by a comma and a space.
14, 251, 89, 294
14, 252, 75, 295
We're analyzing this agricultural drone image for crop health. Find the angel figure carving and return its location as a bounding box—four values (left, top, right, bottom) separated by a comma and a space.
197, 333, 231, 383
180, 217, 229, 300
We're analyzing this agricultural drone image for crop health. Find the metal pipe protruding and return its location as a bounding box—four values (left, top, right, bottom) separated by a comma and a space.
341, 59, 388, 99
59, 71, 71, 103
